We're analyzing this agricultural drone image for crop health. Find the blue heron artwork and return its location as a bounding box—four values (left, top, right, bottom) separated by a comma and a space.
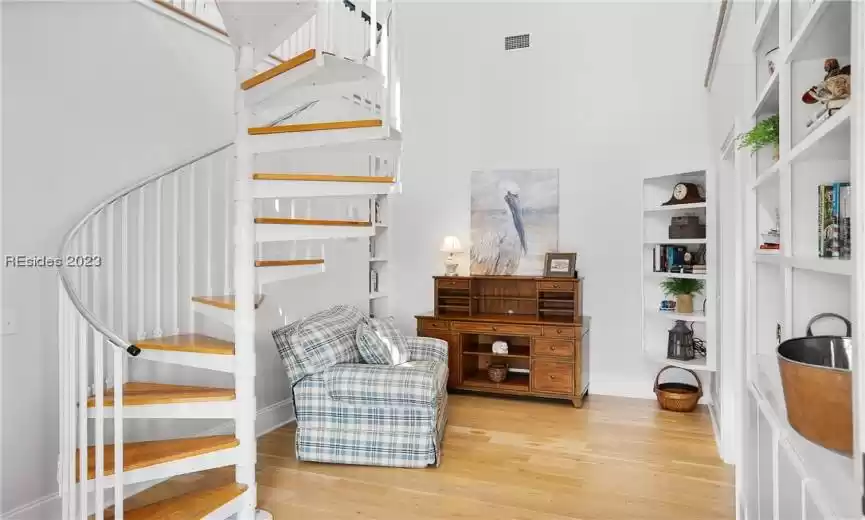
470, 169, 559, 275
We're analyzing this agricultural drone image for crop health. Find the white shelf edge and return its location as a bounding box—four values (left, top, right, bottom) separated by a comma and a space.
644, 239, 708, 245
751, 0, 779, 52
369, 292, 387, 300
647, 308, 707, 323
785, 103, 852, 165
782, 0, 830, 64
645, 271, 707, 280
369, 257, 388, 262
789, 256, 853, 276
644, 202, 707, 212
751, 70, 779, 117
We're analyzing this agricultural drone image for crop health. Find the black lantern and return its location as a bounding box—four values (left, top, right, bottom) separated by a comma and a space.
667, 320, 695, 361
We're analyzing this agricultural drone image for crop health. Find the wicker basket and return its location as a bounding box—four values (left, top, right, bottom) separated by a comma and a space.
654, 365, 702, 413
488, 363, 508, 383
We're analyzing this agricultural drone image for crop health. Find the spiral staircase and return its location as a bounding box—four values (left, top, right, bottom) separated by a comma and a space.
56, 1, 400, 518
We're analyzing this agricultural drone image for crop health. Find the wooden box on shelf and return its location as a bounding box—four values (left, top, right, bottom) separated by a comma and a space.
419, 275, 589, 407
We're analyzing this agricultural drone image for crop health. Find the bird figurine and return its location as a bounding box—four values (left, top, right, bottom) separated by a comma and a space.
470, 181, 528, 275
802, 58, 851, 104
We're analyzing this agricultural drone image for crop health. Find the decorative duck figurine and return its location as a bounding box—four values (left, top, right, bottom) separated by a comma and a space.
802, 58, 851, 104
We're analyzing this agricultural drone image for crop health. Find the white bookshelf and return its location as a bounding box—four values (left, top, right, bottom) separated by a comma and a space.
737, 2, 862, 519
368, 193, 389, 317
641, 169, 717, 373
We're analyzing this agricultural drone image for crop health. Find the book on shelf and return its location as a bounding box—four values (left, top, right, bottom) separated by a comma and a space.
818, 182, 851, 259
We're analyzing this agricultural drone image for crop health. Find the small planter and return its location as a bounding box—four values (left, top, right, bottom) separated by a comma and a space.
772, 143, 780, 162
676, 294, 694, 314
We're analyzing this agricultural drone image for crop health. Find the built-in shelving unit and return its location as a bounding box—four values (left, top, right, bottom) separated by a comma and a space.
737, 2, 862, 519
369, 189, 390, 316
641, 169, 717, 373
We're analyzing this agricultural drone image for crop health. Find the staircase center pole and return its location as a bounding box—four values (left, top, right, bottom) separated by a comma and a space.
234, 44, 258, 520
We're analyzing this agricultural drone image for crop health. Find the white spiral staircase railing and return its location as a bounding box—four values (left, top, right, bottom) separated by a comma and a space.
56, 1, 400, 518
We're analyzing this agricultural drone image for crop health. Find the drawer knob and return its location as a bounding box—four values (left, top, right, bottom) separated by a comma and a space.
550, 346, 557, 351
553, 284, 559, 288
550, 375, 557, 380
492, 326, 497, 331
556, 328, 562, 334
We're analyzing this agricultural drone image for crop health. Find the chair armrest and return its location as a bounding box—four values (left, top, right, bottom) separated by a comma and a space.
405, 336, 448, 364
323, 362, 446, 407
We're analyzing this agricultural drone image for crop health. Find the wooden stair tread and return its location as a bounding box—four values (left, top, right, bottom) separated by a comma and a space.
86, 382, 235, 408
241, 48, 316, 90
253, 173, 395, 183
254, 217, 372, 227
255, 258, 324, 267
77, 435, 238, 481
136, 334, 235, 356
191, 295, 265, 310
105, 483, 247, 520
248, 119, 382, 136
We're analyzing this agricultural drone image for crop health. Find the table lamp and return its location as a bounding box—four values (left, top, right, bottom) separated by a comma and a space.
440, 236, 462, 276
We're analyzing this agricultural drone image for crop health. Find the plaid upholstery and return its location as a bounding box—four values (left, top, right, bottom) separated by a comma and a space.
324, 361, 445, 407
405, 336, 448, 364
293, 360, 448, 468
272, 305, 365, 385
356, 321, 398, 365
364, 317, 410, 364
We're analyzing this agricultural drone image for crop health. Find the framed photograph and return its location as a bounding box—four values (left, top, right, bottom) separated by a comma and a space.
543, 253, 577, 278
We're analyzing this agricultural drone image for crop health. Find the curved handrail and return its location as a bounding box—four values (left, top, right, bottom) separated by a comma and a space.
58, 142, 232, 356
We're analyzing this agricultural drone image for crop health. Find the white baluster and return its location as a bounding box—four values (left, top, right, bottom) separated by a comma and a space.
121, 196, 130, 382
113, 348, 124, 520
57, 287, 67, 519
93, 330, 105, 520
154, 178, 163, 337
77, 316, 88, 520
174, 172, 181, 334
137, 188, 145, 340
92, 214, 100, 321
224, 160, 231, 295
206, 161, 213, 297
188, 166, 196, 330
67, 296, 77, 520
106, 206, 115, 334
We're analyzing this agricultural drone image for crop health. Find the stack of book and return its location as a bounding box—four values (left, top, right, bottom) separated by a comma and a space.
818, 182, 851, 259
652, 246, 703, 273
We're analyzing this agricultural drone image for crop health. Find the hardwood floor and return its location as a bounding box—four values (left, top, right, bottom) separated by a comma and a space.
125, 394, 735, 519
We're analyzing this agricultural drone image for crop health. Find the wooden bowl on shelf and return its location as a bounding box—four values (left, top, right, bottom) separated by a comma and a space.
488, 364, 508, 383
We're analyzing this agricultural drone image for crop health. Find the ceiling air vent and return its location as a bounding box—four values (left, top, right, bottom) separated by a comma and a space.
505, 34, 530, 51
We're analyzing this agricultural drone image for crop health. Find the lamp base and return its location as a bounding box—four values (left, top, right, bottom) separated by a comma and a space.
444, 256, 459, 276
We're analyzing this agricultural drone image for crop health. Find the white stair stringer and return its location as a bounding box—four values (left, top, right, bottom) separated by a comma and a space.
216, 1, 317, 65
136, 349, 236, 373
252, 178, 395, 199
249, 123, 400, 154
246, 53, 384, 108
255, 221, 375, 242
86, 400, 237, 420
82, 445, 240, 492
257, 260, 325, 285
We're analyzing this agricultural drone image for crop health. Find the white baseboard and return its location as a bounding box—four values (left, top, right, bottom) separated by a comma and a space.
2, 399, 295, 520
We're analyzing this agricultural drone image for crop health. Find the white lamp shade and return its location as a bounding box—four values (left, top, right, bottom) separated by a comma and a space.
440, 236, 462, 253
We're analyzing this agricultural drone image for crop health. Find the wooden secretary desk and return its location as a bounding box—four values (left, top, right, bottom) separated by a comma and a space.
415, 275, 590, 407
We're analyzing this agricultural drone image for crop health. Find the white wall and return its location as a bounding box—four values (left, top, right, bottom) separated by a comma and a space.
391, 1, 715, 398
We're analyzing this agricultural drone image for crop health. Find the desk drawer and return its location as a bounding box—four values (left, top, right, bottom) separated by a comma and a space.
533, 338, 575, 358
543, 326, 576, 338
437, 278, 470, 290
452, 322, 542, 336
532, 360, 573, 394
419, 319, 450, 332
537, 280, 574, 292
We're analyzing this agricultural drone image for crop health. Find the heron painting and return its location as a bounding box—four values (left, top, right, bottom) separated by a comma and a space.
470, 169, 559, 275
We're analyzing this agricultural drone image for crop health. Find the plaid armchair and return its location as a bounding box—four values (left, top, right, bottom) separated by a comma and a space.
272, 306, 448, 468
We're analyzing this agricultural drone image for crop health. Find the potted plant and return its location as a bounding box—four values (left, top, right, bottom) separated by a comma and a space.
737, 114, 780, 161
660, 278, 704, 314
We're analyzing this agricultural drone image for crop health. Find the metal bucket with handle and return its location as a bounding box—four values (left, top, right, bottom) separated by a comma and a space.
776, 313, 852, 455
